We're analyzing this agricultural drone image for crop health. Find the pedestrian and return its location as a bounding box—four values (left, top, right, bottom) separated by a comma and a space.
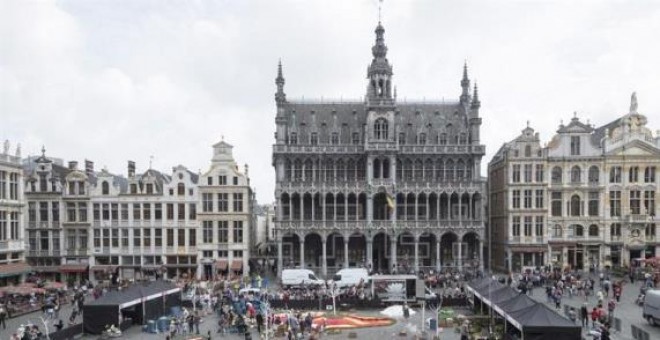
580, 303, 589, 328
0, 303, 7, 329
403, 302, 410, 320
256, 311, 264, 334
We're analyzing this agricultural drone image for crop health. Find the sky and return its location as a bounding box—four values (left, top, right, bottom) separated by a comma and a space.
2, 0, 660, 204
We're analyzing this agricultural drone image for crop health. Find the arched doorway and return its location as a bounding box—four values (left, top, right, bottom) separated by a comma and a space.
440, 232, 458, 269
419, 232, 438, 270
348, 233, 366, 267
372, 232, 391, 273
326, 232, 344, 275
304, 233, 323, 269
282, 233, 301, 268
462, 232, 480, 270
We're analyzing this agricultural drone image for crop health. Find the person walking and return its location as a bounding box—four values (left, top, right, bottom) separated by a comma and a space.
256, 311, 264, 334
580, 303, 589, 328
0, 303, 7, 329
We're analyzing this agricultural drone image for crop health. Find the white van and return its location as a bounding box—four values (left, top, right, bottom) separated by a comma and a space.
332, 268, 370, 288
281, 269, 325, 288
643, 289, 660, 326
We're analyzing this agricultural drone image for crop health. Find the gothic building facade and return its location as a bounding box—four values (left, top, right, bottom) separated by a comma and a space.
272, 22, 486, 277
489, 94, 660, 272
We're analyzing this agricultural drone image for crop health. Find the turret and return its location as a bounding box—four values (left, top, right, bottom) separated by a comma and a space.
366, 22, 394, 104
460, 62, 471, 105
275, 60, 286, 106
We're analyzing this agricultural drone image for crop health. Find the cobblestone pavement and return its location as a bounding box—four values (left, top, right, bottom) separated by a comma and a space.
523, 275, 660, 340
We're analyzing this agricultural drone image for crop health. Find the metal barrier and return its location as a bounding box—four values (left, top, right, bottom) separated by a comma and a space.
613, 317, 622, 333
631, 324, 650, 340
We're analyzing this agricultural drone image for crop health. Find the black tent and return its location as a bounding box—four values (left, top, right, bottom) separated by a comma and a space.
493, 293, 537, 315
487, 287, 520, 305
83, 281, 181, 334
505, 303, 582, 340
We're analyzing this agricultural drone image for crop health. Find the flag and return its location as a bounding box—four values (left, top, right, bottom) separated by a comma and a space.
385, 192, 395, 210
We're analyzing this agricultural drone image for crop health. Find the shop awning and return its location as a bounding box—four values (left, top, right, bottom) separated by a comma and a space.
231, 260, 243, 271
32, 266, 61, 273
60, 264, 89, 273
216, 260, 228, 271
0, 262, 32, 278
90, 265, 116, 272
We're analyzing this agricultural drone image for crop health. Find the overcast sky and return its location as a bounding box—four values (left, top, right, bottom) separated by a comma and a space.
2, 0, 660, 203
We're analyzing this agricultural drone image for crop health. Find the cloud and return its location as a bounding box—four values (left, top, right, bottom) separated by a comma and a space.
2, 0, 660, 203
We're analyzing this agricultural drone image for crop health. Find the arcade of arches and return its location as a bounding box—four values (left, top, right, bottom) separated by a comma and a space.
276, 230, 483, 277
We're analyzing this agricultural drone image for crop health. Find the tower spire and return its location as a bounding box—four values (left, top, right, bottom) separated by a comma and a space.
471, 82, 481, 109
366, 20, 393, 103
275, 59, 286, 105
460, 61, 470, 104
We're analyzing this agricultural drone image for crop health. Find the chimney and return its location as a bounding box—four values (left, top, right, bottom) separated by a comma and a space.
128, 161, 136, 178
68, 161, 78, 170
85, 160, 94, 176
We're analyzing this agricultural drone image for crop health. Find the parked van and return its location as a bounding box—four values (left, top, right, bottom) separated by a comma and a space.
281, 269, 325, 288
643, 289, 660, 326
332, 268, 370, 288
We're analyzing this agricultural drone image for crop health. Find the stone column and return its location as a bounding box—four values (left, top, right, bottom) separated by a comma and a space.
277, 239, 283, 277
507, 248, 512, 273
344, 236, 349, 269
367, 194, 373, 224
300, 195, 304, 221
390, 235, 397, 272
479, 239, 484, 271
457, 239, 463, 271
414, 236, 420, 273
300, 240, 305, 268
344, 194, 348, 222
322, 239, 328, 277
436, 239, 442, 271
366, 238, 373, 269
447, 193, 452, 220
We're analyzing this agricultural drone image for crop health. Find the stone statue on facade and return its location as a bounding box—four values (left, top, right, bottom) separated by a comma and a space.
3, 140, 9, 154
630, 92, 638, 113
15, 143, 21, 157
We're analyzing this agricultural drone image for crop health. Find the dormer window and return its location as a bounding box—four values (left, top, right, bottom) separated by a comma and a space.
102, 181, 109, 195
146, 183, 154, 194
374, 118, 388, 140
78, 182, 85, 195
177, 183, 185, 196
570, 136, 580, 155
130, 183, 138, 194
352, 132, 360, 145
524, 145, 532, 157
418, 133, 426, 145
68, 182, 75, 195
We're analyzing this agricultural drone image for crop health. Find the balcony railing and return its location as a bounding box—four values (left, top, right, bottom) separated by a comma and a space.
27, 250, 61, 257
0, 239, 24, 251
277, 219, 484, 231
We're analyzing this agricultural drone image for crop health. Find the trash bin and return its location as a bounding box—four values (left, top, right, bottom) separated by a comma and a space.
157, 317, 170, 333
146, 320, 157, 333
429, 318, 437, 331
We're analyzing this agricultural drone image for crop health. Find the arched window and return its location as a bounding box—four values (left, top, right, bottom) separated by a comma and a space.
571, 166, 581, 183
588, 166, 599, 184
102, 181, 109, 195
589, 224, 599, 237
439, 133, 447, 145
177, 183, 185, 196
418, 133, 427, 145
289, 132, 298, 145
610, 223, 621, 238
570, 194, 581, 216
573, 224, 584, 237
374, 118, 388, 140
524, 145, 532, 157
459, 133, 467, 144
373, 158, 381, 179
553, 224, 562, 237
551, 166, 562, 184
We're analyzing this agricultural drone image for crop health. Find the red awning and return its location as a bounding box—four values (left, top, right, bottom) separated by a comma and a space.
216, 260, 228, 271
59, 264, 89, 273
231, 260, 243, 271
0, 262, 32, 277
